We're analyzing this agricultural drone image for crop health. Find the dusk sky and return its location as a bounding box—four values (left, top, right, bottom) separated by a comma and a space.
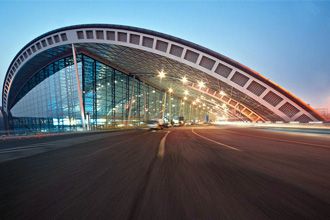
0, 0, 329, 109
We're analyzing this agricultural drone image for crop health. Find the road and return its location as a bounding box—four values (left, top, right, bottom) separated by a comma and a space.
0, 126, 330, 219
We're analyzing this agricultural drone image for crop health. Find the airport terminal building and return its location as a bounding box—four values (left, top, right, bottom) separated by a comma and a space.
1, 24, 324, 133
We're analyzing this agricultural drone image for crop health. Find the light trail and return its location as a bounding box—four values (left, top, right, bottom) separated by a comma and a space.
191, 128, 241, 151
224, 129, 330, 150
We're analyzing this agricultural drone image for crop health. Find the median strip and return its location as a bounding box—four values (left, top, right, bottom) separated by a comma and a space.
192, 129, 241, 151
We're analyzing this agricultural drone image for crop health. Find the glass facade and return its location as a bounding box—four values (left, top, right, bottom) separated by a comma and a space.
9, 54, 198, 133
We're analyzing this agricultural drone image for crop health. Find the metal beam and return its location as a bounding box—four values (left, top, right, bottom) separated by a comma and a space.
72, 44, 86, 130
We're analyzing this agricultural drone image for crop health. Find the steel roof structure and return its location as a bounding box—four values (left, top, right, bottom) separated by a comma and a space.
2, 24, 324, 122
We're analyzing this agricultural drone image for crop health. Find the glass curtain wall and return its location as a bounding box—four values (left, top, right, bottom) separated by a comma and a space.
9, 54, 192, 133
10, 57, 82, 132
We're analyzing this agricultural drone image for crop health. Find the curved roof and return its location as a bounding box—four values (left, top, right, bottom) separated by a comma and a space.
2, 24, 324, 122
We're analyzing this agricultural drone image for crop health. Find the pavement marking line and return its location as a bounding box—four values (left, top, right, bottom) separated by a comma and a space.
0, 133, 111, 154
0, 143, 55, 154
192, 129, 241, 151
0, 132, 144, 157
128, 131, 169, 220
224, 129, 330, 150
158, 131, 171, 158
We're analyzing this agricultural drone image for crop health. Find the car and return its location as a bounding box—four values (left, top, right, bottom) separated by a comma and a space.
163, 122, 172, 128
147, 120, 163, 130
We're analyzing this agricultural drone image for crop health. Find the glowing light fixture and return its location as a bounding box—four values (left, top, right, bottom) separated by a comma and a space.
181, 76, 188, 84
158, 70, 166, 79
198, 80, 205, 89
220, 90, 226, 96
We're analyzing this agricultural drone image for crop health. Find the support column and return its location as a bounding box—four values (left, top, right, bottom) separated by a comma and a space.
143, 82, 147, 122
168, 92, 172, 123
161, 91, 167, 120
179, 99, 183, 117
189, 104, 192, 122
127, 76, 135, 126
72, 44, 86, 130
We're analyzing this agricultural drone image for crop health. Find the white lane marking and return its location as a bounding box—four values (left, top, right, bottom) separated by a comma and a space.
192, 129, 241, 151
158, 131, 171, 158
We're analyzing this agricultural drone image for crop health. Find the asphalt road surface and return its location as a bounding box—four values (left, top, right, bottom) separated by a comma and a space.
0, 126, 330, 219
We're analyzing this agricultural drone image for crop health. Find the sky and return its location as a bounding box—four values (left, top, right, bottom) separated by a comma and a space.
0, 0, 329, 109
